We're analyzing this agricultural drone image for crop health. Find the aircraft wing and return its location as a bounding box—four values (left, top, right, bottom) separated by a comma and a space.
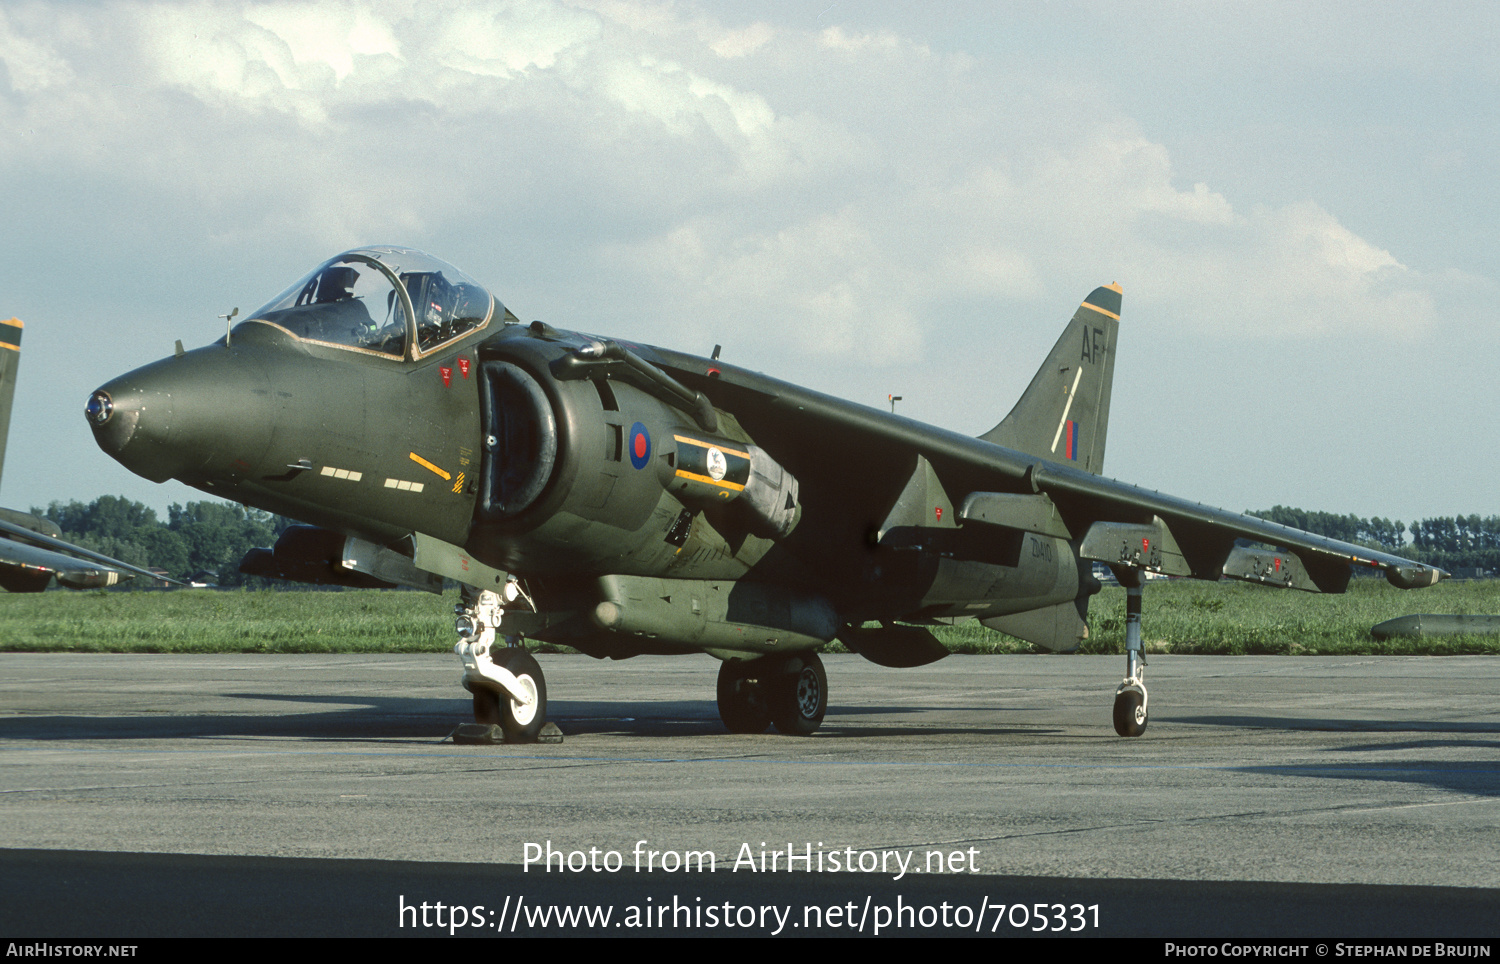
0, 516, 184, 592
648, 348, 1444, 595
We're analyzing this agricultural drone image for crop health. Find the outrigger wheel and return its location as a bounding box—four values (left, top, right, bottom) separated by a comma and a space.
716, 652, 828, 736
1113, 686, 1147, 737
1111, 573, 1148, 737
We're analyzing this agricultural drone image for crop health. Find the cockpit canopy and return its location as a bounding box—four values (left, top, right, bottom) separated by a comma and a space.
243, 247, 499, 358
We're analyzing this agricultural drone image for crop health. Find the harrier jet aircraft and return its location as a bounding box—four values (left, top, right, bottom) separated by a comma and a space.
0, 318, 178, 592
86, 247, 1445, 739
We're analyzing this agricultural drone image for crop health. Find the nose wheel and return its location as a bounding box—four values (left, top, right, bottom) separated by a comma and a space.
472, 647, 548, 742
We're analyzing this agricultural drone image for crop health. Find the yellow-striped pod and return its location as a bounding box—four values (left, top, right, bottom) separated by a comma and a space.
669, 432, 751, 503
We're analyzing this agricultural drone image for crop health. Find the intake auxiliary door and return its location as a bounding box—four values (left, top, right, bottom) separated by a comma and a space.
477, 360, 559, 523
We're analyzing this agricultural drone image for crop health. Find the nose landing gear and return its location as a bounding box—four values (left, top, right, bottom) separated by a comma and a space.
454, 582, 549, 742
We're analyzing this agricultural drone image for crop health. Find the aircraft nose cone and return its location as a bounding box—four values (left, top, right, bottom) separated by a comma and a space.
87, 376, 177, 482
89, 348, 273, 485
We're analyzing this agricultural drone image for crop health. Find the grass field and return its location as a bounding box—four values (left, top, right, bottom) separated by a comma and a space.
1, 578, 1498, 656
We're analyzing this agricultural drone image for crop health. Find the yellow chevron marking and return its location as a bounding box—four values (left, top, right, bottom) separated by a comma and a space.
409, 452, 451, 480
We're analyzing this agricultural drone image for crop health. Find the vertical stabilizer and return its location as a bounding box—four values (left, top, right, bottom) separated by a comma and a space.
980, 286, 1119, 475
0, 319, 21, 490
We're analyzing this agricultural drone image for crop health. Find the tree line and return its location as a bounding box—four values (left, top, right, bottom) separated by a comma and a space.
1249, 506, 1500, 574
37, 496, 290, 587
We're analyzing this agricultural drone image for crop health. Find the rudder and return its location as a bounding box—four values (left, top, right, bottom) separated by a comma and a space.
980, 286, 1119, 474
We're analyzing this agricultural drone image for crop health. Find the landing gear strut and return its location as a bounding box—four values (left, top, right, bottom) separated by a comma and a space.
1112, 575, 1148, 737
716, 652, 828, 736
454, 581, 548, 741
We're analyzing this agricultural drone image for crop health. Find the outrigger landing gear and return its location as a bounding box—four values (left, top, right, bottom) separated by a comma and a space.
453, 582, 548, 742
716, 652, 828, 736
1112, 575, 1148, 737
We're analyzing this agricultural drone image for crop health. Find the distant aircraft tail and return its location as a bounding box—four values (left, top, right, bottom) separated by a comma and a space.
979, 286, 1119, 475
0, 318, 21, 490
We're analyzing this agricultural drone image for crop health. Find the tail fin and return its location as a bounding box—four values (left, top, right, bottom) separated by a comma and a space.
0, 318, 21, 490
979, 285, 1119, 475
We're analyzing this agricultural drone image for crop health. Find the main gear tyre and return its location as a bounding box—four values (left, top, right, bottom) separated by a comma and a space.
717, 660, 771, 734
769, 653, 827, 737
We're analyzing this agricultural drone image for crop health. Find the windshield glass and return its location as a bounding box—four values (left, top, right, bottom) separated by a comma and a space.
247, 254, 408, 355
244, 247, 496, 358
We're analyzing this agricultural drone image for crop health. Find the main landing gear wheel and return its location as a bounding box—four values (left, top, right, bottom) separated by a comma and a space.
1113, 688, 1147, 737
717, 660, 771, 734
472, 648, 547, 742
769, 653, 827, 737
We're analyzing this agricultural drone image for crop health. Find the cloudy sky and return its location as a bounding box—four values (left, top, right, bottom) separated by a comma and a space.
1, 0, 1494, 527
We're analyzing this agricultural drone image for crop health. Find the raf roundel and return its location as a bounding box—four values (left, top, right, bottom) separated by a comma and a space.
628, 422, 651, 470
